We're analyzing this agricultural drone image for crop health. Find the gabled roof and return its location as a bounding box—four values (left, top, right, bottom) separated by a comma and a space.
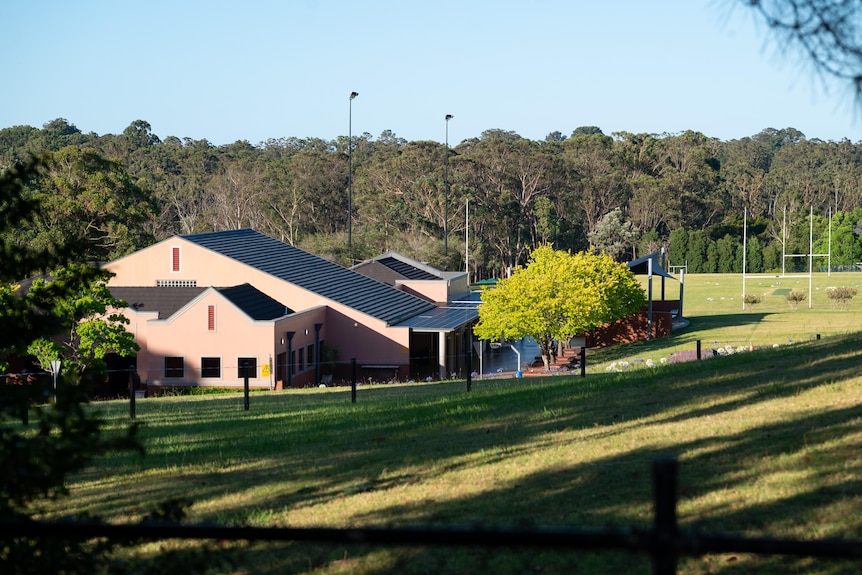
352, 251, 442, 283
215, 284, 291, 320
628, 251, 675, 279
182, 229, 435, 325
110, 283, 291, 321
109, 287, 205, 319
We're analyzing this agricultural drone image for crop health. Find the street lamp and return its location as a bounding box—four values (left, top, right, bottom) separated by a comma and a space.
444, 114, 453, 255
348, 91, 359, 253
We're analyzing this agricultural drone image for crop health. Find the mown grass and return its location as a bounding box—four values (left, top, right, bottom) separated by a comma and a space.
37, 273, 862, 574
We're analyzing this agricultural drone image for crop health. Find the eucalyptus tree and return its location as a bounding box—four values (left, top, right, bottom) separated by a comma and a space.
719, 136, 772, 218
454, 130, 551, 275
560, 132, 626, 243
358, 140, 448, 247
15, 146, 155, 262
653, 130, 724, 231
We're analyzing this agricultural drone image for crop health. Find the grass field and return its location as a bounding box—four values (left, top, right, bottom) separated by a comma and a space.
36, 273, 862, 574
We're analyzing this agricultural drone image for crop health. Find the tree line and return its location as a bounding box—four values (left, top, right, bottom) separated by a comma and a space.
3, 119, 862, 278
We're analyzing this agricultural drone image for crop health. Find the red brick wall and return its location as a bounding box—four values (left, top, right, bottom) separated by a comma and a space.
585, 303, 676, 348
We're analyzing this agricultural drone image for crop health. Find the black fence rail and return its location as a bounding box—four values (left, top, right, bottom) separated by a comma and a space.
3, 458, 860, 574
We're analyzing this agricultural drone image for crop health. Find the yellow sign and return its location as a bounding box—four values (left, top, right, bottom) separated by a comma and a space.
261, 364, 270, 377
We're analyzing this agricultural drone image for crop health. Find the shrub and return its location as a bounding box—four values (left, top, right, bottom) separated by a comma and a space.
826, 286, 858, 309
786, 290, 806, 311
742, 294, 761, 311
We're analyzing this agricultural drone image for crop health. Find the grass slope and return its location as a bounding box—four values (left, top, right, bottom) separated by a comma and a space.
37, 272, 862, 574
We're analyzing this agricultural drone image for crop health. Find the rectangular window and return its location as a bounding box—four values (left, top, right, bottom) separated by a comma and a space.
298, 347, 304, 371
207, 305, 216, 331
201, 357, 221, 378
307, 343, 316, 369
171, 246, 181, 272
290, 350, 296, 375
164, 356, 184, 378
237, 357, 257, 379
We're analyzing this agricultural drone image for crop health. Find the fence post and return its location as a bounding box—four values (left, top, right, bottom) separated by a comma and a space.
696, 340, 701, 360
243, 362, 250, 411
467, 330, 473, 393
22, 372, 29, 426
652, 456, 679, 575
580, 346, 586, 378
351, 358, 357, 403
129, 366, 136, 420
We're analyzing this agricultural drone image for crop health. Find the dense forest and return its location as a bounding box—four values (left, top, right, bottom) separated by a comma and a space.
2, 118, 862, 280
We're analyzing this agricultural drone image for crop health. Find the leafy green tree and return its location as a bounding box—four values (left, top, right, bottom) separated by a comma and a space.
474, 245, 646, 370
716, 234, 737, 273
667, 227, 688, 268
588, 208, 638, 261
25, 264, 138, 377
687, 230, 708, 273
746, 235, 764, 273
11, 147, 156, 262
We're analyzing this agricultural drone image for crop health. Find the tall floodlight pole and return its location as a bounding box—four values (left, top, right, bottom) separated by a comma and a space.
348, 91, 358, 254
444, 114, 453, 255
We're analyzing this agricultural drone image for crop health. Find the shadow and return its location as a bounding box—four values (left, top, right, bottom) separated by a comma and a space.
56, 333, 862, 574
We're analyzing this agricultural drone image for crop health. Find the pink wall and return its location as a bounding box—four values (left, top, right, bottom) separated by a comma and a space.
105, 236, 414, 387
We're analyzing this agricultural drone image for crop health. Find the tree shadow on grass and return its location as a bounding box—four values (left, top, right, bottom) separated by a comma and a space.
63, 333, 862, 574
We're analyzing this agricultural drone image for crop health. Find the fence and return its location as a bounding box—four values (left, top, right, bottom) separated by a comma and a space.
2, 457, 859, 574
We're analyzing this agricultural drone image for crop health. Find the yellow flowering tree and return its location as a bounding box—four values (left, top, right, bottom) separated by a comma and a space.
475, 245, 646, 369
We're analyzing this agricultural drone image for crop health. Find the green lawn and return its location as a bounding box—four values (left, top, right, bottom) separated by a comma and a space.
39, 273, 862, 574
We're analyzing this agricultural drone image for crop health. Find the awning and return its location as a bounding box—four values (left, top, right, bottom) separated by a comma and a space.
628, 251, 675, 279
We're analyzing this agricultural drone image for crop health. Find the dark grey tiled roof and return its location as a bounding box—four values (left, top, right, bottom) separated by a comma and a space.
111, 284, 290, 321
351, 260, 408, 286
376, 256, 440, 280
216, 284, 290, 320
109, 287, 205, 319
182, 229, 436, 325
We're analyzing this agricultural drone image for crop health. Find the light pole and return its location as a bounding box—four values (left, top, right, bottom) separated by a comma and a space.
348, 91, 358, 254
444, 114, 453, 255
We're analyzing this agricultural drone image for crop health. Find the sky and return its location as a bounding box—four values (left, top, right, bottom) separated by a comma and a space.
3, 0, 861, 147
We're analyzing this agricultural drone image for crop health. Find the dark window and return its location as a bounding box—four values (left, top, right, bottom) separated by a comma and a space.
237, 357, 257, 379
308, 343, 316, 368
201, 357, 220, 378
164, 356, 184, 378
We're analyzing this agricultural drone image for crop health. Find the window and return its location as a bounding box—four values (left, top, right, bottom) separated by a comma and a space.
237, 357, 257, 379
290, 350, 296, 375
298, 347, 304, 371
171, 246, 181, 272
164, 356, 184, 378
201, 357, 221, 378
207, 305, 216, 331
307, 343, 316, 369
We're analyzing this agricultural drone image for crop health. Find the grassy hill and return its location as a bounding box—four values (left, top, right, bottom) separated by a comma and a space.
44, 273, 862, 574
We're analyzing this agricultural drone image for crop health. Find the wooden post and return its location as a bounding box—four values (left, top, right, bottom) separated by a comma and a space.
580, 346, 586, 378
243, 362, 250, 411
652, 456, 679, 575
129, 366, 136, 420
351, 358, 357, 403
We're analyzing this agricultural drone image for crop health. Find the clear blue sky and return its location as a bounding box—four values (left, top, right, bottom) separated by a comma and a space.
3, 0, 860, 146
